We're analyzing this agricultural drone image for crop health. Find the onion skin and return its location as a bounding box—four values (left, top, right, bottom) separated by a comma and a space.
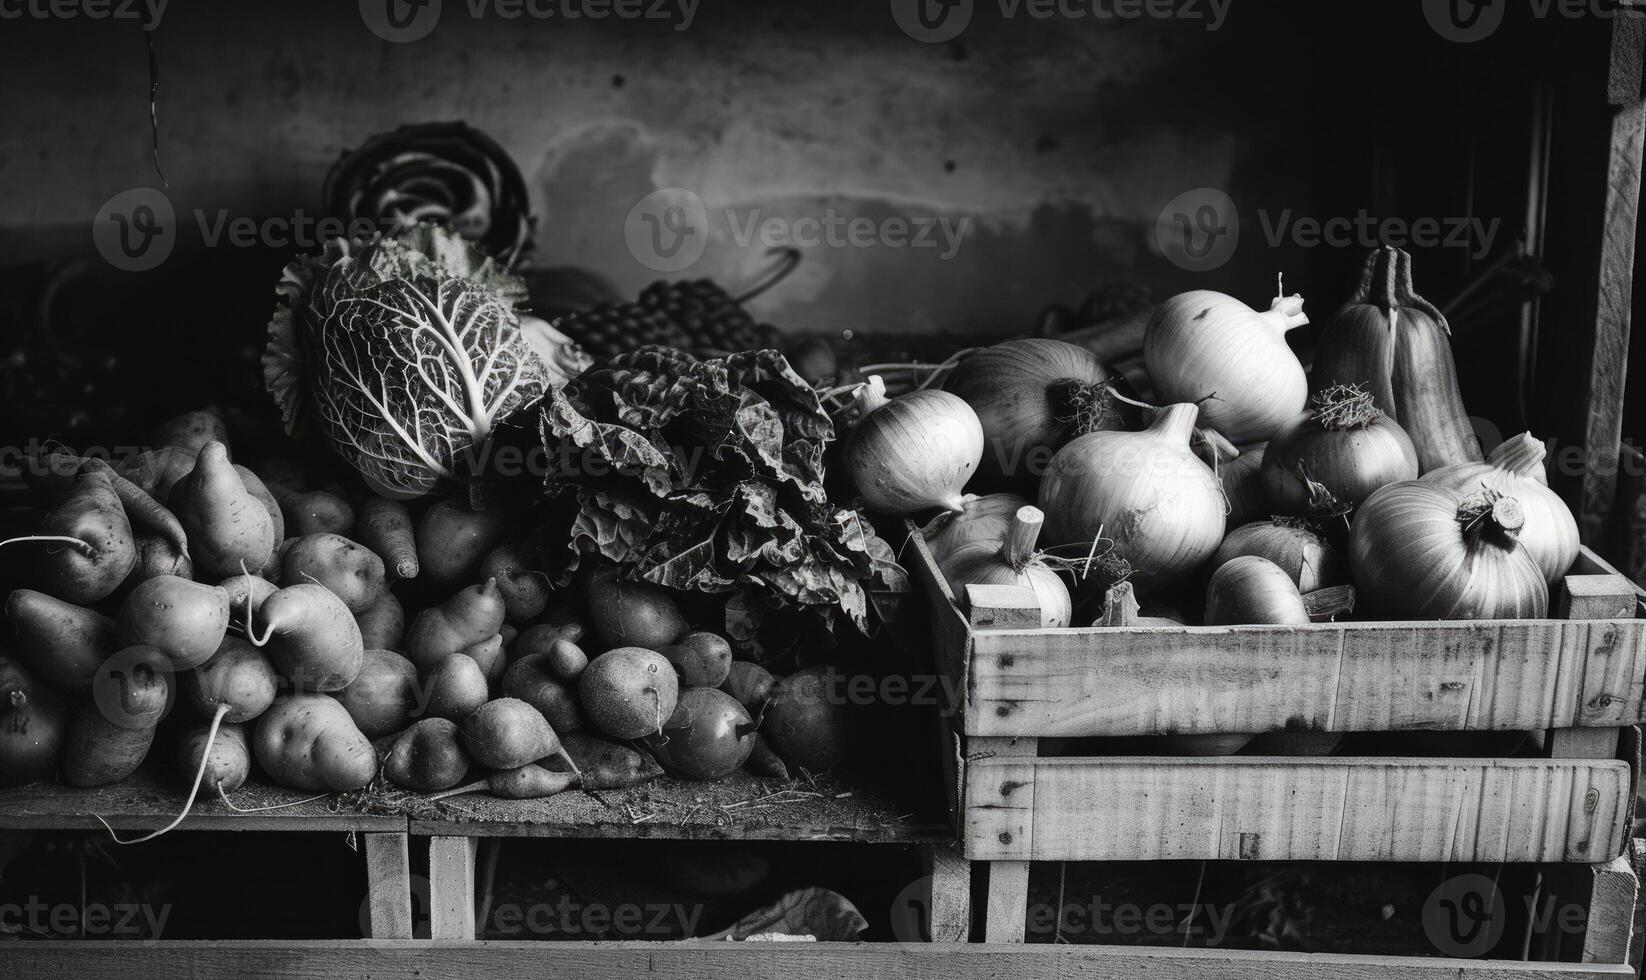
1420, 432, 1578, 584
1213, 521, 1344, 593
1038, 403, 1225, 588
925, 493, 1032, 591
1349, 481, 1548, 620
845, 378, 983, 516
1262, 411, 1419, 515
1220, 443, 1268, 529
947, 507, 1071, 628
1205, 556, 1311, 626
1144, 290, 1309, 444
942, 339, 1116, 488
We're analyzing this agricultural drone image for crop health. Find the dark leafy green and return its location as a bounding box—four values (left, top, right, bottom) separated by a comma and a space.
539, 346, 906, 652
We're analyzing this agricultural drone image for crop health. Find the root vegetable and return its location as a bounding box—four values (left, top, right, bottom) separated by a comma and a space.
254, 694, 377, 792
220, 572, 278, 627
235, 465, 286, 546
357, 497, 418, 581
280, 533, 386, 614
586, 576, 686, 650
179, 720, 250, 795
509, 623, 586, 665
248, 583, 365, 692
542, 731, 662, 789
116, 576, 232, 670
356, 592, 406, 651
501, 654, 583, 733
424, 654, 490, 721
417, 499, 507, 587
646, 688, 754, 781
544, 638, 588, 682
124, 532, 192, 586
481, 542, 551, 621
153, 408, 229, 456
459, 697, 574, 771
6, 589, 117, 693
405, 578, 507, 673
0, 658, 66, 788
745, 733, 790, 779
431, 764, 579, 801
383, 717, 470, 791
764, 667, 850, 774
2, 463, 136, 603
181, 636, 277, 724
283, 491, 355, 538
335, 649, 420, 737
580, 647, 680, 740
719, 662, 776, 717
661, 632, 733, 688
169, 443, 276, 578
63, 652, 169, 787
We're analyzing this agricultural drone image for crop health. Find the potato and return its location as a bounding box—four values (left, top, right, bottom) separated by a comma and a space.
280, 533, 386, 615
424, 654, 489, 721
335, 649, 420, 737
254, 694, 377, 792
501, 654, 582, 733
383, 717, 470, 792
459, 697, 566, 770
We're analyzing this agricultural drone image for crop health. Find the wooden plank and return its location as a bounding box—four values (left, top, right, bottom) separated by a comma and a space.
407, 770, 947, 841
1560, 574, 1640, 620
428, 836, 477, 941
363, 833, 412, 941
963, 756, 1632, 864
969, 735, 1035, 944
1579, 20, 1646, 552
0, 770, 405, 832
921, 843, 971, 943
1550, 727, 1621, 759
1583, 854, 1639, 963
0, 939, 1634, 980
906, 521, 975, 729
964, 583, 1040, 630
962, 620, 1646, 737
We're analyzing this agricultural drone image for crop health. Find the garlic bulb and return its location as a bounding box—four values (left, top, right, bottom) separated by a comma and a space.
1420, 432, 1578, 583
1205, 555, 1311, 626
1213, 519, 1344, 593
1038, 403, 1226, 587
1350, 481, 1548, 620
845, 376, 983, 516
1144, 287, 1310, 444
947, 506, 1071, 628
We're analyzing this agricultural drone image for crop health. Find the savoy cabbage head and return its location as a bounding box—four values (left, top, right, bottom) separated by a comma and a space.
265, 225, 583, 498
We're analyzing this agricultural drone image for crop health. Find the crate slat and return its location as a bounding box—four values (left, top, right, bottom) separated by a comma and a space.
963, 756, 1632, 863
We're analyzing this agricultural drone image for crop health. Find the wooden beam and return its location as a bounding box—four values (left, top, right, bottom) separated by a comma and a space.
0, 940, 1634, 980
1579, 17, 1646, 552
1582, 854, 1639, 963
427, 836, 478, 941
363, 833, 412, 941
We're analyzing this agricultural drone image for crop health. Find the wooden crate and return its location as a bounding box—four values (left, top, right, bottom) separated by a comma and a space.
908, 522, 1644, 955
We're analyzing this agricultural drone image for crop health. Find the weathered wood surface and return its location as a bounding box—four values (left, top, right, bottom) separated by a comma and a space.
907, 530, 1646, 739
364, 833, 413, 941
0, 940, 1634, 980
428, 836, 478, 942
1582, 854, 1639, 963
0, 770, 404, 832
963, 756, 1632, 864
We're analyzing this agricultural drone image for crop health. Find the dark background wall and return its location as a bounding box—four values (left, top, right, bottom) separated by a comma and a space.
0, 0, 1619, 458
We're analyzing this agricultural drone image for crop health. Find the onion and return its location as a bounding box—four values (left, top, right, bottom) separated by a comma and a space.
1205, 555, 1311, 626
1038, 403, 1225, 588
923, 492, 1031, 580
1263, 385, 1418, 517
1212, 519, 1344, 593
844, 376, 983, 516
942, 339, 1119, 487
1420, 432, 1578, 584
1144, 287, 1310, 444
948, 506, 1071, 628
1349, 481, 1548, 620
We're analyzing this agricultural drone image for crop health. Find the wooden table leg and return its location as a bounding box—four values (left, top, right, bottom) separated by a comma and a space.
363, 832, 412, 940
921, 843, 971, 942
428, 836, 478, 941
